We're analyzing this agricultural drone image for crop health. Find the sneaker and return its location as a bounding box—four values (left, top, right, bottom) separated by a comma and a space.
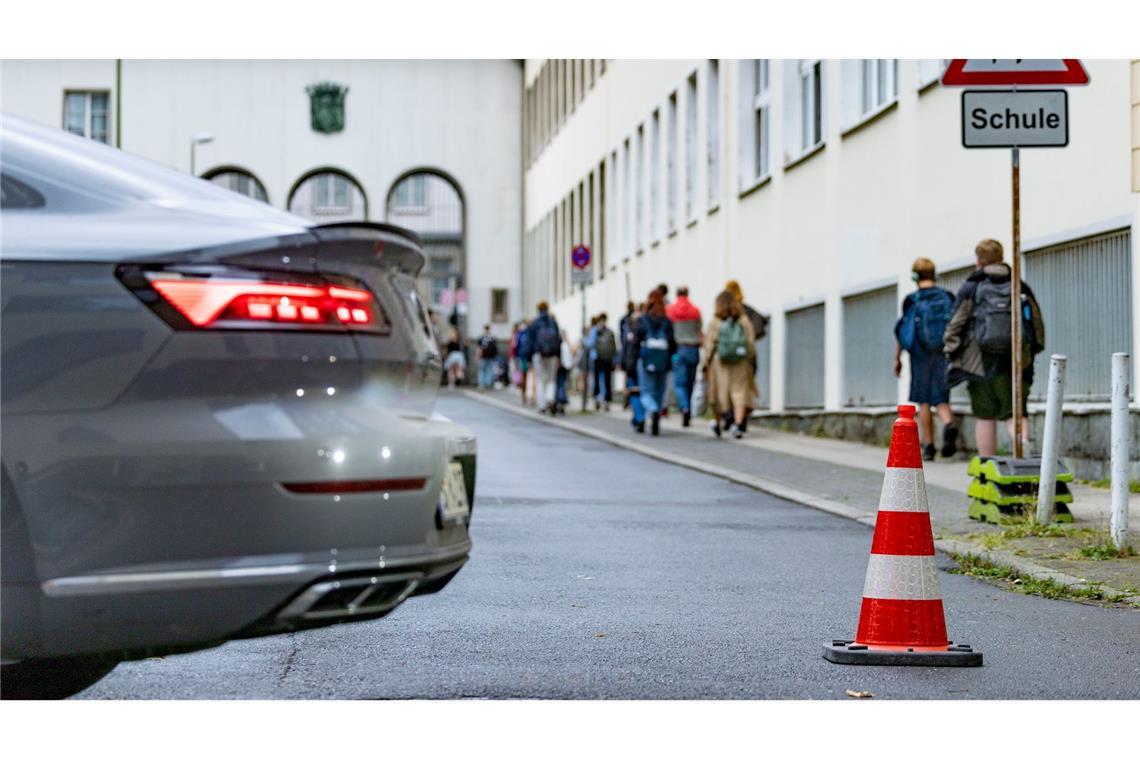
731, 424, 744, 439
603, 402, 611, 413
941, 423, 958, 458
923, 443, 936, 461
710, 420, 722, 438
651, 413, 660, 436
682, 410, 691, 427
634, 420, 645, 434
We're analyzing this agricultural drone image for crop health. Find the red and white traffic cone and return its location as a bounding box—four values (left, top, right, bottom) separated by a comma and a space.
824, 404, 982, 666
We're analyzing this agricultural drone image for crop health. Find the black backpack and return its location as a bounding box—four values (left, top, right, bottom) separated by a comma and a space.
973, 279, 1034, 355
972, 279, 1012, 354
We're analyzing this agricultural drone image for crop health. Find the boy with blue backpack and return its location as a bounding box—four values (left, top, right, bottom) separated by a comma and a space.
894, 257, 957, 461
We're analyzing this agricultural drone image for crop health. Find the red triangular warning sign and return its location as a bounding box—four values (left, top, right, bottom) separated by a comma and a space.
941, 59, 1089, 86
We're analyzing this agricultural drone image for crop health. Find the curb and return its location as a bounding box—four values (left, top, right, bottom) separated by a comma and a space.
461, 390, 1140, 607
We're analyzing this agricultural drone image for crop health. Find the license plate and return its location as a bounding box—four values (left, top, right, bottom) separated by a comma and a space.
437, 462, 470, 525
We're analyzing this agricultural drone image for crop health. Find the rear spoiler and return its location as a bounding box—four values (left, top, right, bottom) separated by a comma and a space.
310, 222, 426, 277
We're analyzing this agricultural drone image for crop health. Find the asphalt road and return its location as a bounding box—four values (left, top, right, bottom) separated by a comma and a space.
76, 394, 1140, 699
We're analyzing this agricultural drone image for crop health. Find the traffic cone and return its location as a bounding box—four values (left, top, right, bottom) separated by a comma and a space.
823, 404, 982, 666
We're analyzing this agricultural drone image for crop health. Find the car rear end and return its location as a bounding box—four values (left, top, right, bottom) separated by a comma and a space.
1, 116, 475, 662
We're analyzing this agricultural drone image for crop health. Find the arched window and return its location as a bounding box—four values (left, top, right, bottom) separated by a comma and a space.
202, 167, 269, 203
386, 170, 466, 329
287, 169, 368, 223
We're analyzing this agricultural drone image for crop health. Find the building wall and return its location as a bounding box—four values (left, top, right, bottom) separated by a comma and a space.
1, 59, 523, 340
523, 59, 1138, 412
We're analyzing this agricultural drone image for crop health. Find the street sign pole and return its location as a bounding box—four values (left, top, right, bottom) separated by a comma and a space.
1011, 144, 1023, 458
581, 283, 588, 412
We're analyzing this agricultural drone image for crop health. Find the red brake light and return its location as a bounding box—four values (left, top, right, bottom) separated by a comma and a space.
139, 272, 384, 332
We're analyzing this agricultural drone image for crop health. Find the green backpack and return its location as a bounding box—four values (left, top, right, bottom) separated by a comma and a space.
717, 318, 749, 363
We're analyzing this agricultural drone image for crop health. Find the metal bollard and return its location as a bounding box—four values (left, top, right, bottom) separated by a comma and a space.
1110, 353, 1131, 550
1036, 355, 1067, 525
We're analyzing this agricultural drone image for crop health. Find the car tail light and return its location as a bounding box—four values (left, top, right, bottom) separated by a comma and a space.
118, 266, 389, 334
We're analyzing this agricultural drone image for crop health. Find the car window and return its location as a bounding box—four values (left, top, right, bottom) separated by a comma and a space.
0, 174, 46, 210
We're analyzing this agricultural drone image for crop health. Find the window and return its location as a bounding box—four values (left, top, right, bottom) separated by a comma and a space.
860, 59, 898, 115
650, 109, 661, 243
491, 288, 509, 323
916, 59, 948, 91
685, 72, 698, 220
391, 175, 427, 210
205, 169, 269, 203
288, 170, 367, 223
800, 60, 823, 150
598, 159, 607, 273
754, 60, 772, 180
63, 90, 110, 144
666, 92, 678, 232
842, 286, 898, 406
785, 59, 826, 162
785, 303, 826, 408
635, 124, 644, 252
1023, 228, 1133, 400
706, 60, 720, 209
622, 137, 631, 256
316, 174, 350, 211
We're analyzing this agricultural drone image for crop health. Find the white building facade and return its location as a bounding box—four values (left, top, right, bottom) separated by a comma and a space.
522, 59, 1140, 413
1, 59, 523, 340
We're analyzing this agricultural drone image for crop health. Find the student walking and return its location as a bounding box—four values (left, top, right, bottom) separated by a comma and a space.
618, 302, 637, 410
703, 290, 757, 439
944, 238, 1046, 456
635, 290, 677, 436
476, 324, 499, 390
894, 258, 957, 460
592, 313, 617, 411
529, 301, 563, 414
621, 303, 647, 432
511, 319, 533, 406
723, 280, 766, 432
666, 286, 703, 427
444, 327, 466, 388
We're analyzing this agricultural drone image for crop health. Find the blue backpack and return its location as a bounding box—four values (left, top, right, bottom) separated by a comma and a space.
640, 319, 670, 373
899, 288, 954, 352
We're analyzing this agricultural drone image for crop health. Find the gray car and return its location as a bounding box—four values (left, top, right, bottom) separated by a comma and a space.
0, 115, 475, 698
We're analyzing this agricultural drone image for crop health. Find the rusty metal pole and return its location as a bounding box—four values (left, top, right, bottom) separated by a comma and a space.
1011, 146, 1024, 459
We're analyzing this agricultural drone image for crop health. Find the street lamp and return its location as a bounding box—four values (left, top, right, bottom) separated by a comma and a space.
189, 131, 213, 176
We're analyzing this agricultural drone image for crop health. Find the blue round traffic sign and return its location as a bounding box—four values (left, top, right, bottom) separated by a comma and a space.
571, 245, 591, 270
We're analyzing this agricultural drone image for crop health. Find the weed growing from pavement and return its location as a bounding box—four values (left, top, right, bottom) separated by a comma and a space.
1075, 541, 1137, 561
949, 553, 1136, 605
1081, 478, 1140, 493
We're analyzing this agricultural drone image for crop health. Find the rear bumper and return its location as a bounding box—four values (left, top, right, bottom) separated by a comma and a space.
3, 404, 476, 660
18, 539, 471, 659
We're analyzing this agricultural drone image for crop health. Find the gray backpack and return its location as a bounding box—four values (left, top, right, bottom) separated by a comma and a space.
972, 279, 1012, 354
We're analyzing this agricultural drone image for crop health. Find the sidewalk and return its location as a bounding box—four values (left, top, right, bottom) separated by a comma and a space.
462, 387, 1140, 606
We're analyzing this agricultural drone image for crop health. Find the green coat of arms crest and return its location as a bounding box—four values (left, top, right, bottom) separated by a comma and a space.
306, 82, 348, 134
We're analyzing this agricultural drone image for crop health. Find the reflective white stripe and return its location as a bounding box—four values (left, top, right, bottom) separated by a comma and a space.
862, 554, 942, 601
878, 467, 930, 513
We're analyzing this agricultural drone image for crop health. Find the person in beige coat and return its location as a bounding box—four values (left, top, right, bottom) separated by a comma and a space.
702, 290, 757, 439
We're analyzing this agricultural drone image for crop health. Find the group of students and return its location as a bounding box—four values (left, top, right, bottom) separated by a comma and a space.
617, 282, 769, 438
504, 235, 1043, 458
507, 281, 769, 440
895, 237, 1045, 460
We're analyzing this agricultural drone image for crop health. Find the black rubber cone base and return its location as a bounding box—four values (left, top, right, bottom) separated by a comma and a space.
823, 640, 983, 667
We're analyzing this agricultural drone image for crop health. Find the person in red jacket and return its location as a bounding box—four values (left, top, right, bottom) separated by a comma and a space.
666, 286, 703, 427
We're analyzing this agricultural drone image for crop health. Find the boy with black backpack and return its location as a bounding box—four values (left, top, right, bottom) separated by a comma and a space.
943, 239, 1046, 457
894, 257, 957, 461
592, 313, 617, 412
